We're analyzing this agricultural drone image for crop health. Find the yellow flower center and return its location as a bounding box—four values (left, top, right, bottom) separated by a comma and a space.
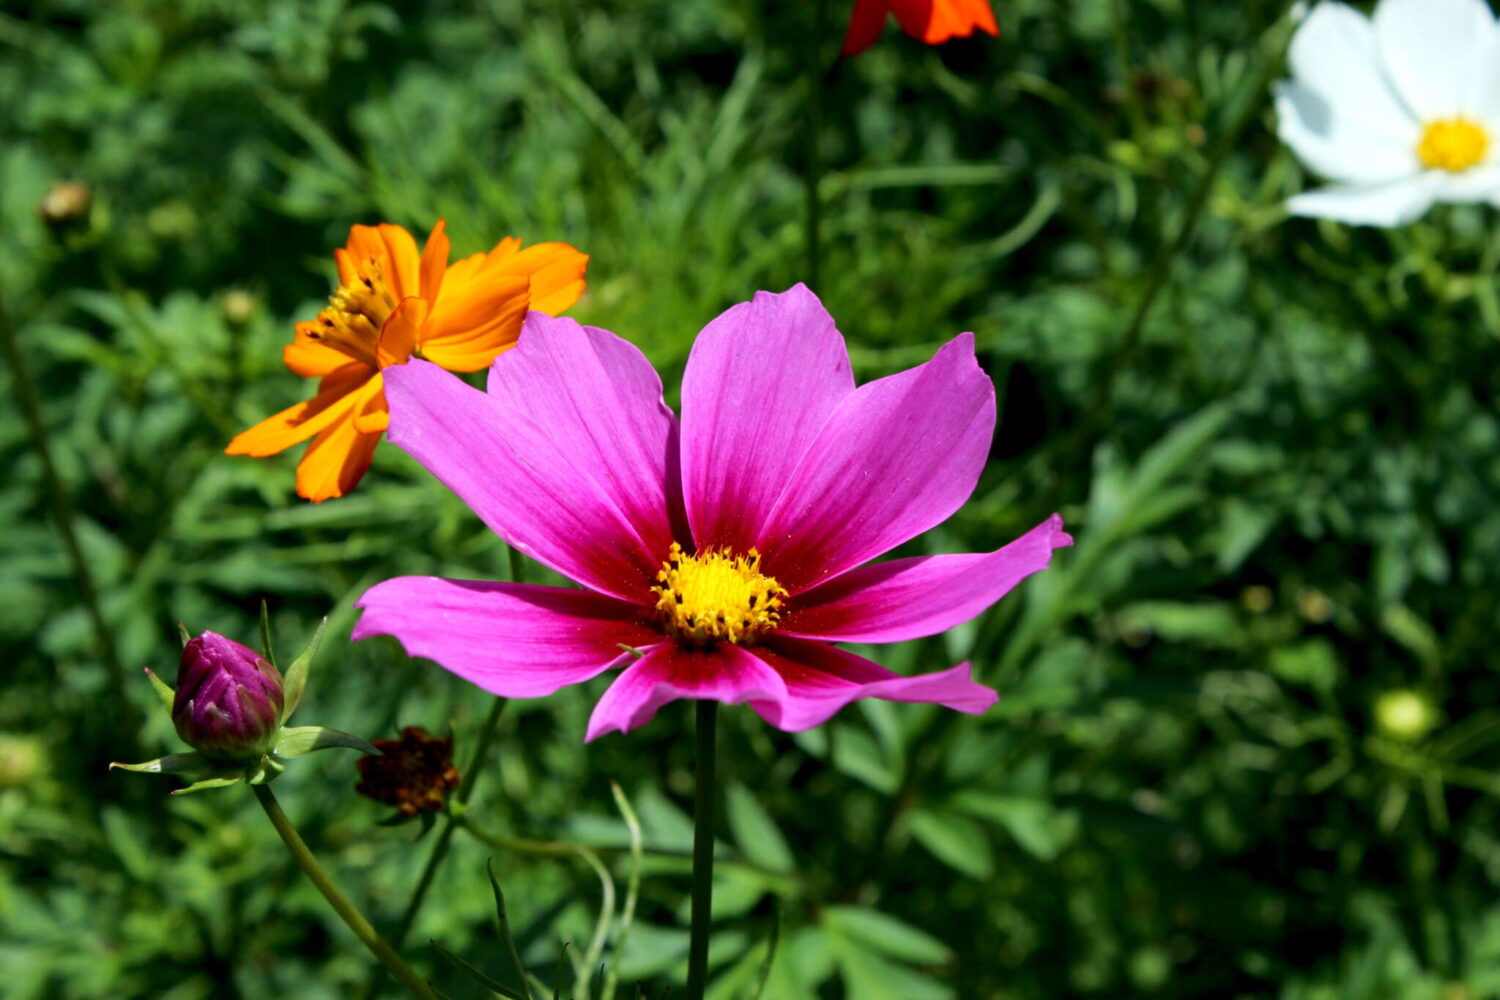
653, 543, 788, 646
1417, 117, 1489, 173
303, 256, 399, 368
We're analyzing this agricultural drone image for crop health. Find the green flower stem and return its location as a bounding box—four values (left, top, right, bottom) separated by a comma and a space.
0, 287, 128, 716
802, 0, 829, 292
359, 550, 525, 999
252, 784, 438, 1000
686, 699, 719, 1000
1080, 7, 1294, 431
390, 698, 508, 948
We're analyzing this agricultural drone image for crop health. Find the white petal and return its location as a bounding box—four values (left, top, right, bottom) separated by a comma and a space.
1289, 1, 1416, 143
1476, 30, 1500, 125
1276, 82, 1418, 183
1375, 0, 1497, 119
1435, 165, 1500, 202
1287, 173, 1445, 226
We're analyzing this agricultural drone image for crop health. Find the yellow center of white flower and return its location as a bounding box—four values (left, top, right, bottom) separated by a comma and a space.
304, 256, 399, 367
653, 543, 788, 646
1417, 117, 1489, 173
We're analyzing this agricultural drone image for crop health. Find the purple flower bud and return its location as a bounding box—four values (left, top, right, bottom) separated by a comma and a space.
172, 632, 285, 761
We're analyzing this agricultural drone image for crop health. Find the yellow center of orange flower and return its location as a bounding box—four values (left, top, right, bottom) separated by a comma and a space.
653, 543, 787, 646
1417, 118, 1489, 173
303, 255, 400, 368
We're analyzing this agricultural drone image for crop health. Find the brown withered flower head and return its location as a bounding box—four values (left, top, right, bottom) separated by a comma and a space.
355, 726, 460, 817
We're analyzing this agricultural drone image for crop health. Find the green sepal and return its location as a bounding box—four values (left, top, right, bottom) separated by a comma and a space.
258, 600, 278, 670
143, 667, 175, 712
110, 752, 213, 776
279, 617, 326, 724
245, 754, 286, 785
273, 724, 379, 758
177, 623, 191, 648
171, 776, 245, 796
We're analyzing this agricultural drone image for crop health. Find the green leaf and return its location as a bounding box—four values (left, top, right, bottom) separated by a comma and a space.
823, 906, 951, 966
726, 783, 795, 874
272, 725, 379, 758
142, 667, 175, 712
951, 792, 1078, 861
429, 940, 528, 1000
908, 808, 993, 878
830, 725, 898, 794
826, 922, 953, 1000
279, 616, 326, 724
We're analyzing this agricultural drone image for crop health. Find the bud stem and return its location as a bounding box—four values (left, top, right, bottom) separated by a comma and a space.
356, 697, 508, 1000
252, 784, 438, 1000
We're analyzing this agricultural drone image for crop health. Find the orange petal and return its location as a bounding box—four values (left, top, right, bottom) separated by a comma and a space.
378, 297, 428, 369
894, 0, 996, 44
417, 272, 530, 372
346, 223, 421, 300
334, 247, 359, 286
351, 371, 389, 433
481, 236, 523, 265
226, 366, 372, 457
285, 322, 355, 377
295, 413, 382, 502
496, 242, 589, 316
419, 219, 449, 306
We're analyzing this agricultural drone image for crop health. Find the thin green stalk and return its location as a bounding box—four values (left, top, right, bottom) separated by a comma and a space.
1082, 8, 1294, 426
600, 781, 643, 1000
686, 700, 719, 1000
0, 286, 128, 714
392, 698, 508, 946
360, 701, 509, 998
252, 784, 438, 1000
360, 549, 524, 999
803, 0, 829, 291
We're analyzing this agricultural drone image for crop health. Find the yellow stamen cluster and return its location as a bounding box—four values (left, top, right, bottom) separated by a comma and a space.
304, 256, 398, 367
1417, 117, 1489, 173
653, 543, 788, 646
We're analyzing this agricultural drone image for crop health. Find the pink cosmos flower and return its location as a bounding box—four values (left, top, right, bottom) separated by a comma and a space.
353, 285, 1070, 741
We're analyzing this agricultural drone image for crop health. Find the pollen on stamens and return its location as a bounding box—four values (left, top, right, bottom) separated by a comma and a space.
1418, 117, 1489, 173
652, 542, 788, 646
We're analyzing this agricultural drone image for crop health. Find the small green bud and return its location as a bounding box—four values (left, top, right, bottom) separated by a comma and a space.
1375, 689, 1438, 743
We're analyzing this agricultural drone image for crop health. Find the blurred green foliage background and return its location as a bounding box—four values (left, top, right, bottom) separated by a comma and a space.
5, 0, 1500, 997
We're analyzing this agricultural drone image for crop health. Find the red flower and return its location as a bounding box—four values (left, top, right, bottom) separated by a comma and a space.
841, 0, 999, 57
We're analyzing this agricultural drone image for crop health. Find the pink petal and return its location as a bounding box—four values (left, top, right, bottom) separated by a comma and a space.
488, 312, 687, 557
754, 333, 995, 593
585, 643, 789, 742
354, 576, 661, 698
680, 284, 855, 553
781, 514, 1072, 643
383, 318, 679, 603
747, 637, 998, 732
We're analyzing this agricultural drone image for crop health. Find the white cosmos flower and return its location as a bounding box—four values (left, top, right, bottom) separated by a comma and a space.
1277, 0, 1500, 226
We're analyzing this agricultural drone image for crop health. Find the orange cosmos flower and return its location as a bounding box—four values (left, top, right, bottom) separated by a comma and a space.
840, 0, 998, 57
227, 221, 587, 502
